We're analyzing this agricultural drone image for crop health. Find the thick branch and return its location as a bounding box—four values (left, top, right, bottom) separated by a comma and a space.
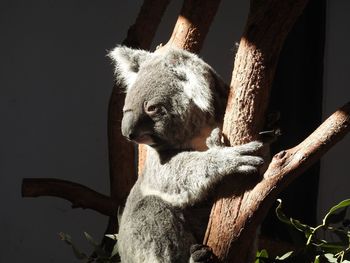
22, 178, 117, 217
160, 0, 222, 53
221, 101, 350, 261
123, 0, 171, 49
205, 0, 310, 262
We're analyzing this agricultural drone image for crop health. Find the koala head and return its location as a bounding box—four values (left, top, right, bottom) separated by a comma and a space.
109, 46, 228, 151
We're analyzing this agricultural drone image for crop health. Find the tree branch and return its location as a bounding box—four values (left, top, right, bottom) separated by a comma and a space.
204, 0, 322, 262
22, 178, 117, 217
159, 0, 222, 53
123, 0, 171, 49
206, 102, 350, 261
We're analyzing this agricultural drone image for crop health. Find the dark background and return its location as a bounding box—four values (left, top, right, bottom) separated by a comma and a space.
1, 1, 349, 262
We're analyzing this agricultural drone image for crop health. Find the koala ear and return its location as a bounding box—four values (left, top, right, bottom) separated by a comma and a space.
164, 49, 214, 113
108, 46, 152, 90
183, 69, 214, 113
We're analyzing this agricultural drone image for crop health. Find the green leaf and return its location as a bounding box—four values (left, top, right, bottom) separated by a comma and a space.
276, 199, 313, 238
276, 251, 293, 260
314, 255, 320, 263
256, 249, 269, 263
323, 199, 350, 226
275, 199, 291, 225
324, 253, 338, 263
291, 218, 313, 238
257, 249, 269, 258
317, 241, 346, 254
326, 209, 348, 225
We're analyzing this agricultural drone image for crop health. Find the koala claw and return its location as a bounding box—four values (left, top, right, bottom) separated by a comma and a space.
190, 244, 218, 263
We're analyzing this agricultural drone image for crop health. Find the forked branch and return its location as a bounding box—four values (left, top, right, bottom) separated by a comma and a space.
203, 0, 343, 262
205, 102, 350, 261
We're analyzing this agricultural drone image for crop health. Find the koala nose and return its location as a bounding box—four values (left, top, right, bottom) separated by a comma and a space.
121, 111, 137, 140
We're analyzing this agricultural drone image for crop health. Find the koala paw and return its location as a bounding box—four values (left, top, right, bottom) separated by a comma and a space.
190, 244, 217, 263
218, 141, 264, 175
206, 128, 224, 148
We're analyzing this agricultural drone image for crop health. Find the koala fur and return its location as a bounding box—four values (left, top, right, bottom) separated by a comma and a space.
109, 46, 263, 263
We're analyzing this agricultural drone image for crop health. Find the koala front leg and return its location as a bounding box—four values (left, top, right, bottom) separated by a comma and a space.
142, 135, 264, 207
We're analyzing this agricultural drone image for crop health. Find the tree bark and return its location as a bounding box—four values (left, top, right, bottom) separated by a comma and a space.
160, 0, 222, 53
204, 0, 311, 262
206, 102, 350, 262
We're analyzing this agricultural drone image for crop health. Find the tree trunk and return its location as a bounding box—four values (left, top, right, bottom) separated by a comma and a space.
204, 0, 310, 262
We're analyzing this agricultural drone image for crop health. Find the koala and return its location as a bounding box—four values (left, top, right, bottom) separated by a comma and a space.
109, 46, 264, 263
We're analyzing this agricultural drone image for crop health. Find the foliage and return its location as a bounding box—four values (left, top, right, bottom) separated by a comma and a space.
256, 199, 350, 263
59, 232, 120, 263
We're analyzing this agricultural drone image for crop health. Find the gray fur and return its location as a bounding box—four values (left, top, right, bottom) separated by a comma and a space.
109, 46, 264, 263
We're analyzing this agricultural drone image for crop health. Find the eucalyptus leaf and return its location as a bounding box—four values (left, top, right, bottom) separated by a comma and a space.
326, 209, 348, 225
276, 199, 313, 238
276, 251, 293, 260
324, 253, 338, 263
323, 199, 350, 226
255, 249, 269, 263
290, 218, 313, 238
276, 199, 291, 225
321, 243, 345, 254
